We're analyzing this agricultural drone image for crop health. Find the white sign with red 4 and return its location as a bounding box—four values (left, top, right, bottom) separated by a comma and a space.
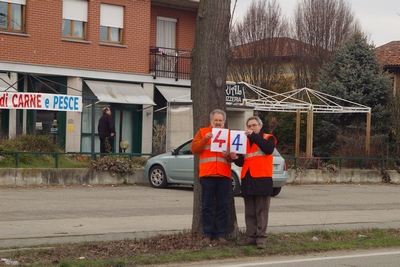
211, 128, 229, 152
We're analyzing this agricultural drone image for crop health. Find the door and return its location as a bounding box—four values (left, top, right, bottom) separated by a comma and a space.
114, 109, 133, 153
113, 105, 143, 154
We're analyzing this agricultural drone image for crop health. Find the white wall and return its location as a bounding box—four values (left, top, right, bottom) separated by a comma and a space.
227, 108, 254, 130
142, 83, 154, 154
7, 72, 18, 138
168, 105, 193, 150
65, 77, 82, 152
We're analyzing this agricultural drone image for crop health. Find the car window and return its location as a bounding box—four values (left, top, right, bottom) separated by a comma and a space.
178, 141, 193, 155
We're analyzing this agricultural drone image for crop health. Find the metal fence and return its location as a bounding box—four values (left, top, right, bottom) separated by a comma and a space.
149, 46, 191, 80
0, 151, 399, 170
284, 156, 400, 170
0, 151, 154, 168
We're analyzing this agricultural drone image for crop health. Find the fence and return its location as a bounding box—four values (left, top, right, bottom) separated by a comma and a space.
284, 156, 400, 170
0, 151, 399, 170
0, 151, 154, 168
149, 46, 191, 80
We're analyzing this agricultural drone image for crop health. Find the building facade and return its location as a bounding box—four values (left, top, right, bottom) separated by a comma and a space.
376, 41, 400, 96
1, 0, 253, 155
0, 0, 201, 154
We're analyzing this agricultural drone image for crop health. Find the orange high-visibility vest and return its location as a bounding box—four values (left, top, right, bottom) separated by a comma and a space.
241, 133, 277, 179
198, 127, 231, 178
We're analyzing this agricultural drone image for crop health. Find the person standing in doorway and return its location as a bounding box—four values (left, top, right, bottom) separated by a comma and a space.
230, 116, 277, 249
98, 107, 116, 154
191, 109, 234, 245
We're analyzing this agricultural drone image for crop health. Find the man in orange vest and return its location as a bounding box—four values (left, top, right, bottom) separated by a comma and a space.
230, 116, 277, 249
191, 109, 233, 244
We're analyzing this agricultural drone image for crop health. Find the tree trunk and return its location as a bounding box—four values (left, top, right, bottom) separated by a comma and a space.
190, 0, 238, 237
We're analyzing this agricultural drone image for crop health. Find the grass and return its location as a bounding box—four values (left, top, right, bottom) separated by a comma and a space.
10, 228, 400, 267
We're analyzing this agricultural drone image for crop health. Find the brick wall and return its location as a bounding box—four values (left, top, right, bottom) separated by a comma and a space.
0, 0, 196, 75
150, 5, 197, 50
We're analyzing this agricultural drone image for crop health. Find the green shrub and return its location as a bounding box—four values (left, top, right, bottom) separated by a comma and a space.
0, 134, 63, 167
0, 134, 61, 152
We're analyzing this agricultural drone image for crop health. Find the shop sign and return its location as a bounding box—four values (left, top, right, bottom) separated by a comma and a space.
226, 83, 243, 103
0, 92, 82, 112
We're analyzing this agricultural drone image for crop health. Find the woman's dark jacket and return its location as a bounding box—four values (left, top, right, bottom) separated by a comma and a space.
233, 130, 275, 196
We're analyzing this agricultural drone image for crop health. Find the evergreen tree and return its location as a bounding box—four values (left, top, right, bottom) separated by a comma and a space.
317, 32, 391, 133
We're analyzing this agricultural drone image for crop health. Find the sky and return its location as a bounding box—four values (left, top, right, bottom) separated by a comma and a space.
231, 0, 400, 47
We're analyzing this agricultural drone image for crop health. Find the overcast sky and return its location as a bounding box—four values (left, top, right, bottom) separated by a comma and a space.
231, 0, 400, 47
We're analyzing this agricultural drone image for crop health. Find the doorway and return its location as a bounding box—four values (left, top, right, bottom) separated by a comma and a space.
113, 105, 142, 154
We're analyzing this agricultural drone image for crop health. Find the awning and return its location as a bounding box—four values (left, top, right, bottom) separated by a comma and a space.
156, 85, 191, 103
0, 73, 17, 92
85, 80, 155, 105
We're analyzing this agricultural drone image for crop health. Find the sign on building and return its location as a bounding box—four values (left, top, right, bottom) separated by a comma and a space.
226, 83, 243, 104
0, 92, 82, 112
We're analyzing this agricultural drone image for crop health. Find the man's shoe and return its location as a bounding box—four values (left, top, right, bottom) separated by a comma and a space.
242, 238, 256, 246
216, 237, 228, 245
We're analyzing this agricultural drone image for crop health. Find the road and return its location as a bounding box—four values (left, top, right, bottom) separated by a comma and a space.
1, 183, 400, 249
181, 248, 400, 267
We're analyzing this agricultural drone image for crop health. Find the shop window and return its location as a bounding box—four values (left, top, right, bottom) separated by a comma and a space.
33, 81, 60, 141
0, 0, 26, 33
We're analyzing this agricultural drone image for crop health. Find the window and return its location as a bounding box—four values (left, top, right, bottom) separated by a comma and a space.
62, 0, 87, 39
156, 17, 176, 49
0, 0, 26, 33
100, 4, 123, 43
33, 81, 60, 137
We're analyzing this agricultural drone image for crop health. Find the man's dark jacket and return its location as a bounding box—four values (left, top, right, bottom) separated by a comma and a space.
98, 114, 115, 139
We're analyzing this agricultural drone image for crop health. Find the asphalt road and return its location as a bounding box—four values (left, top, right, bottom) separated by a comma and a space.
1, 184, 400, 249
181, 248, 400, 267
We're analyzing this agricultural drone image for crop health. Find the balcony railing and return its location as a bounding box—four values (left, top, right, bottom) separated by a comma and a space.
149, 46, 191, 80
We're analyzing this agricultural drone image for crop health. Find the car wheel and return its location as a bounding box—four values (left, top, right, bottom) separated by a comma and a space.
271, 187, 281, 197
231, 172, 241, 196
149, 165, 168, 188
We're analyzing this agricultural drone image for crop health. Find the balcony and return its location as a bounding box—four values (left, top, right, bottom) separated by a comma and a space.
149, 46, 192, 81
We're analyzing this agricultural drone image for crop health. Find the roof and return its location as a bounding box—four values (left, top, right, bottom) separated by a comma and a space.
240, 82, 370, 114
375, 41, 400, 67
231, 37, 325, 60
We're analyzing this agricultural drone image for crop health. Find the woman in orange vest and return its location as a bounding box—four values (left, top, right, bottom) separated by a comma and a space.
230, 116, 277, 249
191, 109, 233, 245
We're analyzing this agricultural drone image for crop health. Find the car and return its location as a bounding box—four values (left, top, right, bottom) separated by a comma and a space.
144, 139, 288, 196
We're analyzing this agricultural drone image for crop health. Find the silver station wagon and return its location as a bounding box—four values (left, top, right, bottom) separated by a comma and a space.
145, 139, 288, 196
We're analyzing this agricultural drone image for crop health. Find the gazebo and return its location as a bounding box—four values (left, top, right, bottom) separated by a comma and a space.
237, 82, 371, 157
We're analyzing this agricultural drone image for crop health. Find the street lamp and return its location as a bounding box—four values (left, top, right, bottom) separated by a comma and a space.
119, 140, 130, 153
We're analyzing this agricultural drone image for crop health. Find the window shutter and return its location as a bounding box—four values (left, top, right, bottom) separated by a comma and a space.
100, 4, 123, 28
63, 0, 88, 22
4, 0, 26, 4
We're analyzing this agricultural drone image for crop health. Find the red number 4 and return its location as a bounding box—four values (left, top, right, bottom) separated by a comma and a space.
213, 131, 226, 148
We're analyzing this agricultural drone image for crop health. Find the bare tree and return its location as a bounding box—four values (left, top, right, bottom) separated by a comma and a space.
292, 0, 360, 88
228, 0, 288, 88
191, 0, 239, 237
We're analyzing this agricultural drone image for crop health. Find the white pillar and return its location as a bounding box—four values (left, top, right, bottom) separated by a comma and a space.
65, 77, 83, 152
142, 83, 154, 155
